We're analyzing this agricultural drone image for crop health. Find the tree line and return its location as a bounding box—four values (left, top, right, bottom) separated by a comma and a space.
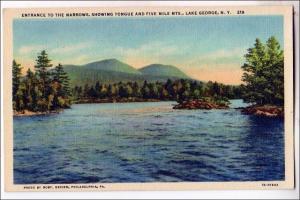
13, 50, 71, 112
71, 79, 242, 103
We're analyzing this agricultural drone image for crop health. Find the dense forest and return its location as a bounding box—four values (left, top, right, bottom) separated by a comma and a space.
13, 50, 71, 112
13, 51, 242, 114
71, 79, 242, 104
12, 36, 283, 114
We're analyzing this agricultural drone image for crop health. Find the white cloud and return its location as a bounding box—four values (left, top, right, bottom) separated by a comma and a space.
116, 42, 178, 56
18, 45, 45, 55
18, 42, 91, 57
57, 55, 90, 65
200, 48, 245, 60
114, 41, 186, 68
181, 47, 246, 70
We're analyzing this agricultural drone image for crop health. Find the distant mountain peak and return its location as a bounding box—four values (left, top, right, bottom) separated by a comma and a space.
63, 59, 192, 87
84, 58, 141, 74
98, 58, 120, 63
139, 64, 189, 79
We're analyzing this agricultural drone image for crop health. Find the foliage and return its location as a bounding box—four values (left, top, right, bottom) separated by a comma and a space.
12, 60, 23, 110
63, 60, 190, 87
241, 36, 284, 105
72, 79, 242, 103
12, 51, 71, 112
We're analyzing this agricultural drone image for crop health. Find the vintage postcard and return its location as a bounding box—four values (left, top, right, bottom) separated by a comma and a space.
3, 5, 294, 191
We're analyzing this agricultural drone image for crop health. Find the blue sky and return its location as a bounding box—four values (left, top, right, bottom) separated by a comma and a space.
13, 16, 283, 84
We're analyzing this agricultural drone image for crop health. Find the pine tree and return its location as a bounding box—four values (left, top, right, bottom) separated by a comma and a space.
34, 50, 53, 98
24, 69, 37, 111
265, 36, 284, 105
132, 81, 141, 97
15, 82, 26, 111
242, 37, 284, 105
12, 60, 22, 105
95, 81, 101, 98
141, 81, 150, 99
53, 64, 71, 97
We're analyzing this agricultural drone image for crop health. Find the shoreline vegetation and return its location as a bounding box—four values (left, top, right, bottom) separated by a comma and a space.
13, 36, 284, 118
238, 36, 284, 118
14, 109, 61, 117
73, 97, 162, 104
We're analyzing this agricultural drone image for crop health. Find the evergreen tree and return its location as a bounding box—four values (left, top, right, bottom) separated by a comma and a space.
35, 50, 53, 100
83, 84, 90, 98
242, 37, 284, 105
12, 60, 22, 106
95, 81, 101, 98
88, 86, 97, 98
132, 81, 141, 97
24, 69, 37, 110
125, 84, 133, 97
265, 36, 284, 105
149, 83, 159, 98
119, 85, 127, 98
141, 81, 150, 98
13, 51, 72, 112
53, 64, 71, 97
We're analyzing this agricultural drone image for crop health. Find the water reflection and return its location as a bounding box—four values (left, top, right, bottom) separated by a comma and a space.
237, 116, 284, 180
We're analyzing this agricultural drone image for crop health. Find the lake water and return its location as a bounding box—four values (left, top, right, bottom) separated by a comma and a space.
13, 100, 284, 184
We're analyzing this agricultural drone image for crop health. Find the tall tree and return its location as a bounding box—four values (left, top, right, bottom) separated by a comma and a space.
132, 81, 141, 97
12, 60, 22, 104
265, 36, 284, 105
53, 64, 71, 97
241, 37, 284, 105
24, 69, 37, 110
34, 50, 53, 98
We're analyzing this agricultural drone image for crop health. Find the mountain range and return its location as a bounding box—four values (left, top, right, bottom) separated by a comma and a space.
63, 59, 191, 86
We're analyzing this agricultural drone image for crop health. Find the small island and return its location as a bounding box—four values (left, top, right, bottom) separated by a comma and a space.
239, 37, 284, 118
173, 97, 230, 110
241, 105, 284, 118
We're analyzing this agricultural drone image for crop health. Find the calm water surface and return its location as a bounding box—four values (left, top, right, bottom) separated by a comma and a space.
13, 100, 284, 184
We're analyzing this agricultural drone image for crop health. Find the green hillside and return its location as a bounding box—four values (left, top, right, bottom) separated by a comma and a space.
84, 59, 141, 74
139, 64, 189, 79
63, 59, 191, 87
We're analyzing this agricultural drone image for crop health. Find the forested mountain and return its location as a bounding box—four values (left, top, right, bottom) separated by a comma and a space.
63, 59, 191, 86
139, 64, 189, 79
84, 59, 141, 74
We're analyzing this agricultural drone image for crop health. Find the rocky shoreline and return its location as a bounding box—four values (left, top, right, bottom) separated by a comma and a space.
173, 100, 229, 110
13, 109, 61, 117
73, 98, 162, 104
173, 100, 283, 118
241, 105, 284, 118
13, 101, 284, 118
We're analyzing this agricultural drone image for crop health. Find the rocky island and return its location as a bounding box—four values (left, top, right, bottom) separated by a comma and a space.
241, 105, 284, 118
173, 99, 229, 110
